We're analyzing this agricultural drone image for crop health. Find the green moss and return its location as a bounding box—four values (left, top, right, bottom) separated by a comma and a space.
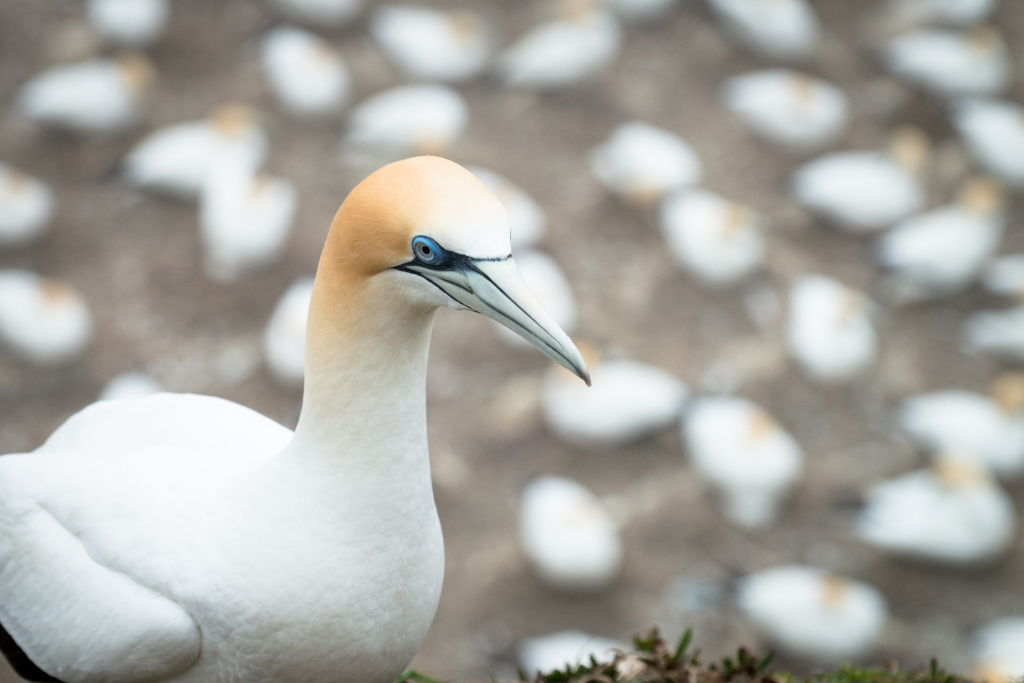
395, 629, 977, 683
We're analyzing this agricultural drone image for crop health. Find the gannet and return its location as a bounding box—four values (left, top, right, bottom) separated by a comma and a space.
493, 249, 576, 348
100, 372, 163, 401
261, 26, 351, 117
885, 26, 1010, 98
467, 167, 546, 249
706, 0, 820, 61
591, 121, 702, 206
952, 97, 1024, 187
903, 0, 999, 26
86, 0, 170, 47
519, 632, 624, 675
973, 618, 1024, 683
17, 53, 155, 134
123, 104, 268, 201
519, 476, 622, 592
793, 127, 928, 232
0, 270, 92, 366
263, 0, 362, 27
659, 189, 765, 286
683, 396, 803, 528
343, 85, 468, 156
264, 277, 315, 387
370, 6, 491, 83
737, 565, 888, 663
983, 254, 1024, 297
858, 458, 1016, 565
0, 163, 54, 247
0, 157, 589, 683
965, 306, 1024, 363
721, 69, 849, 154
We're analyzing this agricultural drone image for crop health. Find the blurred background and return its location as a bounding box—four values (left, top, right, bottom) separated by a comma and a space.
2, 0, 1024, 680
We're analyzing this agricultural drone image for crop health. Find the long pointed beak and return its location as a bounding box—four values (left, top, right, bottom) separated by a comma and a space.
407, 257, 591, 385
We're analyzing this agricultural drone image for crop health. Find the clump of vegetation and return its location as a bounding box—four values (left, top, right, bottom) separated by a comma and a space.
395, 629, 976, 683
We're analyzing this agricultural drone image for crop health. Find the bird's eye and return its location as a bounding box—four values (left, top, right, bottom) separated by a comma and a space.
412, 236, 444, 265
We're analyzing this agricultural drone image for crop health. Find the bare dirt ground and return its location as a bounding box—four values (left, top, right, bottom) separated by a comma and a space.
2, 0, 1024, 680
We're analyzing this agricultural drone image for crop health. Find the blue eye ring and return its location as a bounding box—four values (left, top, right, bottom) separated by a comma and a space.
412, 236, 445, 265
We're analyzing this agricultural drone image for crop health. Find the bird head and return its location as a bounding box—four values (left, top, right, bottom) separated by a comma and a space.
319, 156, 590, 385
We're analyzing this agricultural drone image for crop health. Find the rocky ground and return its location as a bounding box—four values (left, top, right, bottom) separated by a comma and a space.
2, 0, 1024, 681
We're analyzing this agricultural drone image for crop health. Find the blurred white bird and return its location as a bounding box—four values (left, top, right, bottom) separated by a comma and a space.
877, 177, 1005, 300
520, 476, 622, 592
722, 70, 848, 153
683, 396, 803, 528
123, 104, 268, 200
100, 372, 163, 401
659, 189, 765, 286
591, 121, 702, 205
264, 277, 314, 386
371, 6, 490, 82
793, 127, 928, 233
902, 0, 1000, 25
983, 254, 1024, 298
706, 0, 819, 61
493, 250, 575, 347
261, 26, 351, 117
952, 97, 1024, 187
737, 566, 888, 663
963, 307, 1024, 363
495, 0, 621, 89
344, 85, 467, 156
0, 270, 91, 366
200, 163, 297, 282
885, 27, 1010, 98
262, 0, 362, 27
973, 618, 1024, 683
787, 275, 876, 383
542, 351, 688, 448
519, 631, 624, 675
17, 53, 155, 134
858, 458, 1016, 565
899, 374, 1024, 478
87, 0, 170, 47
468, 167, 546, 249
603, 0, 677, 21
0, 163, 53, 247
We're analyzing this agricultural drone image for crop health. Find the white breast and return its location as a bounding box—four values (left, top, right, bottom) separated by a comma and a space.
886, 27, 1010, 98
0, 270, 92, 366
786, 275, 876, 382
591, 121, 702, 205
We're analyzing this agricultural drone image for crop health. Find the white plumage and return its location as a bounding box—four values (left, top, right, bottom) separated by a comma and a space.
591, 121, 702, 205
344, 85, 468, 155
659, 189, 765, 286
261, 26, 351, 117
877, 177, 1005, 298
973, 618, 1024, 683
123, 104, 268, 200
787, 275, 876, 383
199, 163, 297, 282
858, 459, 1016, 565
885, 27, 1010, 98
468, 168, 546, 249
963, 307, 1024, 363
100, 372, 163, 401
495, 4, 621, 89
519, 631, 624, 675
0, 270, 92, 366
519, 476, 622, 592
493, 250, 576, 347
905, 0, 999, 25
264, 277, 314, 386
899, 377, 1024, 478
603, 0, 677, 22
706, 0, 819, 61
262, 0, 362, 27
737, 565, 888, 662
0, 163, 53, 247
86, 0, 170, 47
17, 54, 155, 134
952, 97, 1024, 187
683, 396, 803, 528
793, 128, 927, 232
722, 69, 848, 153
371, 6, 490, 82
983, 254, 1024, 297
543, 355, 687, 448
